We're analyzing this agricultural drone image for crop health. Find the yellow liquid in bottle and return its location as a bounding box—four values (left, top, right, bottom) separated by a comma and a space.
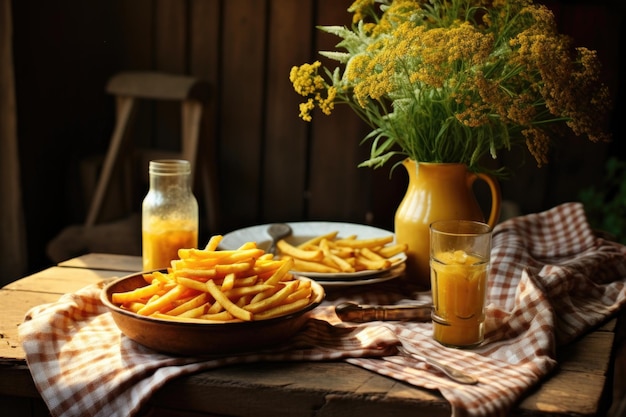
431, 250, 487, 347
142, 219, 198, 270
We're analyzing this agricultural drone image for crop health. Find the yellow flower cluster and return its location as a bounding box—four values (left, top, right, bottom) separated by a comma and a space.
290, 0, 612, 173
289, 62, 336, 121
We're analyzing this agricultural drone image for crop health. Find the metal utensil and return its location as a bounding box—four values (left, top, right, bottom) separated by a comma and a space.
335, 302, 432, 323
396, 345, 479, 385
266, 223, 292, 255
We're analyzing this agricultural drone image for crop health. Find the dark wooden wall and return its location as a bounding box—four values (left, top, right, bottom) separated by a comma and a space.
11, 0, 623, 273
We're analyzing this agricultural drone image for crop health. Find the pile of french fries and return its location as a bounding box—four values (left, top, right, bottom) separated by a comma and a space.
276, 231, 407, 274
111, 235, 314, 323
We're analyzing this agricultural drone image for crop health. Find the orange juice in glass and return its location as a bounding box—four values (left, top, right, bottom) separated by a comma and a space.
430, 220, 491, 348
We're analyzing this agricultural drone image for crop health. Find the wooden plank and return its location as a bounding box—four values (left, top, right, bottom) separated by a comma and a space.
111, 0, 154, 69
557, 330, 615, 374
155, 0, 187, 73
3, 267, 120, 294
189, 0, 222, 235
110, 0, 155, 151
151, 361, 448, 417
317, 395, 449, 417
261, 0, 314, 223
189, 0, 221, 82
307, 0, 371, 223
369, 160, 406, 231
0, 291, 60, 361
219, 0, 268, 232
514, 326, 615, 416
515, 370, 608, 416
58, 253, 142, 272
143, 408, 221, 417
154, 0, 188, 152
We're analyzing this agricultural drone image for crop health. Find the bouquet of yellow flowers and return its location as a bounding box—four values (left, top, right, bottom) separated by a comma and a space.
290, 0, 612, 174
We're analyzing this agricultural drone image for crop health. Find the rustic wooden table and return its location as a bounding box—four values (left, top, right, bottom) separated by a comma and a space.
0, 253, 620, 417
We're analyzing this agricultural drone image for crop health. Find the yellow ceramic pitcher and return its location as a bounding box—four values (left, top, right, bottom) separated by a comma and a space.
394, 159, 501, 288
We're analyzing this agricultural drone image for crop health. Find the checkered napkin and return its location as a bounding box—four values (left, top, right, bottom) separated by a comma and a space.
19, 203, 626, 417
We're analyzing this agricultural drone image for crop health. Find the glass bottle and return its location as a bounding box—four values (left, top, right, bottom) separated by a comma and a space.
142, 159, 198, 270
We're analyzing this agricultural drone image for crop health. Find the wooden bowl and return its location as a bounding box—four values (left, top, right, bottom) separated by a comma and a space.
101, 272, 325, 356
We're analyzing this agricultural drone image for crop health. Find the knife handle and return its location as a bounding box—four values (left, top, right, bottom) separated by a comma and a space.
335, 302, 432, 323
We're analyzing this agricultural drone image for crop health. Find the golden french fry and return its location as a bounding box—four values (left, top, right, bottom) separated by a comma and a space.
355, 256, 391, 271
329, 246, 355, 258
233, 275, 259, 287
166, 293, 209, 316
360, 247, 385, 261
112, 280, 165, 304
244, 281, 298, 314
264, 256, 294, 285
221, 272, 236, 292
205, 235, 223, 251
334, 235, 394, 248
200, 311, 235, 321
292, 258, 340, 273
250, 285, 282, 304
218, 248, 265, 264
122, 302, 146, 313
378, 243, 409, 258
178, 247, 261, 261
236, 295, 251, 307
174, 268, 218, 280
237, 241, 258, 250
253, 259, 286, 274
284, 284, 312, 304
152, 311, 237, 323
205, 279, 253, 321
215, 260, 256, 276
175, 304, 207, 318
223, 283, 274, 299
296, 231, 339, 248
277, 239, 324, 262
318, 255, 340, 271
143, 270, 172, 285
206, 299, 224, 314
254, 298, 311, 320
258, 253, 275, 261
152, 313, 209, 323
137, 284, 189, 316
327, 253, 354, 272
177, 276, 211, 292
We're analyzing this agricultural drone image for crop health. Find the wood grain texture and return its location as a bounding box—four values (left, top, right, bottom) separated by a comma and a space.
261, 0, 313, 223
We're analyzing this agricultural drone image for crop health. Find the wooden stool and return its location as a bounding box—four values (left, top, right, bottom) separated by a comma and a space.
85, 71, 218, 233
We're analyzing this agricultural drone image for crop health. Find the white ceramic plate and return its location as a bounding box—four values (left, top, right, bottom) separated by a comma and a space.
318, 263, 405, 288
219, 221, 406, 280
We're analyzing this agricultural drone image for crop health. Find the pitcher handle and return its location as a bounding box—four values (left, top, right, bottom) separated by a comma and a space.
473, 173, 501, 228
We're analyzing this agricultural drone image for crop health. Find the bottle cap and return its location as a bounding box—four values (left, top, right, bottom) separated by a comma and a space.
149, 160, 191, 175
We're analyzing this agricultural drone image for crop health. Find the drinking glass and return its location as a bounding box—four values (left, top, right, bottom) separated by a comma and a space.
430, 220, 492, 348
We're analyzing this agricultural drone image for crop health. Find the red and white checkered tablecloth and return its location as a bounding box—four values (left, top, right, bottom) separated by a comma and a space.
19, 203, 626, 417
